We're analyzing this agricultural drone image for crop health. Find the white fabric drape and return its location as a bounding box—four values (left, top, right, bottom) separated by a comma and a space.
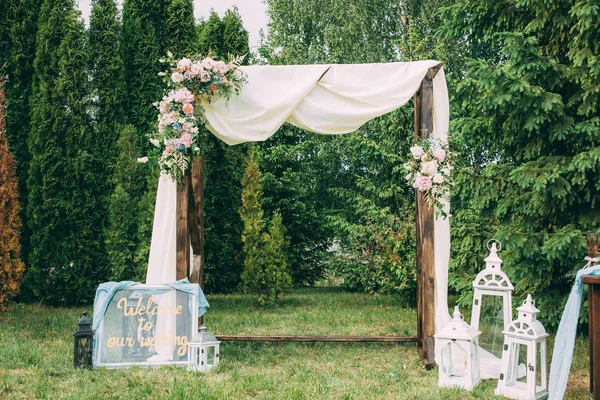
147, 61, 451, 332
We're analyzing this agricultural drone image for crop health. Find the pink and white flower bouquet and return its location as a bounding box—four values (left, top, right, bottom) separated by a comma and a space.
147, 52, 247, 181
404, 139, 454, 218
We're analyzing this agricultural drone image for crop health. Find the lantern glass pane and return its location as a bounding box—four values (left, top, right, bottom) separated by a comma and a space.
207, 346, 215, 365
516, 343, 529, 385
476, 295, 504, 359
536, 342, 544, 389
441, 342, 467, 377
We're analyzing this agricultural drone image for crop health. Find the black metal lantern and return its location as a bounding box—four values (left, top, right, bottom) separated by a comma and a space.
73, 312, 94, 368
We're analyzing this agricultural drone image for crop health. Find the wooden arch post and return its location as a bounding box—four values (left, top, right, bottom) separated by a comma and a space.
174, 65, 443, 367
414, 65, 441, 369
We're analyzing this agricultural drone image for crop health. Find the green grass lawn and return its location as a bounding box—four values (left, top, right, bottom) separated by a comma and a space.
0, 287, 592, 399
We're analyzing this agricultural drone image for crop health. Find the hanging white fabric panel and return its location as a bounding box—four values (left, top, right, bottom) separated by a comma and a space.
147, 60, 451, 333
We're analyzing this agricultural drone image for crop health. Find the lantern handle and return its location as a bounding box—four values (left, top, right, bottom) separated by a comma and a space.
487, 238, 501, 251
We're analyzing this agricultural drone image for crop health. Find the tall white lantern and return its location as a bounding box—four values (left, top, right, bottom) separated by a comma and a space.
187, 325, 220, 373
496, 295, 548, 400
435, 306, 482, 390
471, 239, 514, 332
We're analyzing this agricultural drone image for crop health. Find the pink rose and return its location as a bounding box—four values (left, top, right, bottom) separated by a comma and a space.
191, 63, 203, 76
413, 176, 433, 192
177, 57, 192, 72
182, 122, 194, 132
159, 100, 169, 114
174, 88, 194, 103
421, 160, 438, 176
179, 133, 193, 148
432, 146, 446, 162
210, 84, 217, 92
410, 146, 425, 159
213, 61, 229, 74
182, 103, 194, 115
163, 111, 177, 125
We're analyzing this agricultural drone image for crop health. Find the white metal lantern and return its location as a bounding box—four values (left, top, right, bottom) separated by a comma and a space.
435, 306, 482, 390
471, 239, 514, 332
187, 325, 220, 372
496, 295, 548, 400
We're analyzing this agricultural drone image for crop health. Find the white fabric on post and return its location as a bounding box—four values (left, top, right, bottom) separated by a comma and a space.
147, 61, 451, 333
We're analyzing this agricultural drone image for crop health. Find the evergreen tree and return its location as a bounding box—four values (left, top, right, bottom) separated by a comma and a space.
197, 11, 225, 57
196, 9, 250, 293
24, 0, 107, 304
0, 83, 25, 311
121, 0, 162, 138
240, 150, 290, 304
2, 0, 43, 263
163, 0, 195, 57
105, 125, 149, 281
89, 0, 125, 168
261, 209, 292, 303
438, 0, 600, 329
222, 7, 250, 58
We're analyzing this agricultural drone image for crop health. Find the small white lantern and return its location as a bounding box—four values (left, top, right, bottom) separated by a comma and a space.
471, 239, 514, 332
496, 295, 548, 400
435, 306, 482, 390
187, 325, 220, 372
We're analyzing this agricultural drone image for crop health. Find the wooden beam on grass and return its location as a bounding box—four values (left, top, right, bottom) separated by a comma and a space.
415, 67, 438, 369
215, 335, 419, 343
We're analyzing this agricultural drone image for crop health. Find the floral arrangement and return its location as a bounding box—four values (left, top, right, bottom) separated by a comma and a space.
146, 52, 247, 181
404, 139, 454, 218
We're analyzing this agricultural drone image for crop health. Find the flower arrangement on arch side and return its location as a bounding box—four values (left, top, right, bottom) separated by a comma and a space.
404, 139, 454, 218
146, 52, 247, 182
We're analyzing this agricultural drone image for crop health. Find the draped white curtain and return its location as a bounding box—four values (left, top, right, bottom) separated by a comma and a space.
147, 60, 451, 333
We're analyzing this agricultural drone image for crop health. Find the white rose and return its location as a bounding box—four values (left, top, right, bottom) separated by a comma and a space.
200, 71, 211, 83
137, 157, 148, 163
177, 57, 192, 71
150, 138, 161, 148
441, 168, 451, 176
410, 146, 425, 159
202, 57, 214, 70
171, 72, 184, 83
433, 174, 445, 184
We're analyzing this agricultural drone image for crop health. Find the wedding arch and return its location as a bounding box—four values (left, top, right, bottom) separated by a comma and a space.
145, 60, 451, 368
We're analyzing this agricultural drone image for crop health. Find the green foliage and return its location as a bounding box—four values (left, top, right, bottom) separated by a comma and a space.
105, 125, 150, 281
2, 0, 43, 263
89, 0, 125, 168
240, 150, 291, 305
163, 0, 195, 58
438, 0, 600, 329
24, 1, 108, 304
193, 10, 250, 293
331, 213, 416, 304
0, 84, 25, 311
121, 0, 162, 137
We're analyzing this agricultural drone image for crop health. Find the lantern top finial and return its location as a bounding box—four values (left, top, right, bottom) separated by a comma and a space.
74, 311, 93, 336
436, 306, 480, 341
517, 294, 540, 315
189, 324, 220, 345
484, 239, 502, 267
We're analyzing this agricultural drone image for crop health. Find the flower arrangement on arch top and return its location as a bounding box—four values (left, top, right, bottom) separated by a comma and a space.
404, 139, 454, 218
146, 52, 247, 181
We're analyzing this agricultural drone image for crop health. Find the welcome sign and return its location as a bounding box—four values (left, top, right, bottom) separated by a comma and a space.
93, 284, 200, 368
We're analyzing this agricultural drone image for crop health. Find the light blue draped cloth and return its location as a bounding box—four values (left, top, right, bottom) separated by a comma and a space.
92, 278, 209, 331
549, 260, 600, 399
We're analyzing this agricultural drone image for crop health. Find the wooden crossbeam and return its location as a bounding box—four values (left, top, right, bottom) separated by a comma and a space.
215, 335, 418, 343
